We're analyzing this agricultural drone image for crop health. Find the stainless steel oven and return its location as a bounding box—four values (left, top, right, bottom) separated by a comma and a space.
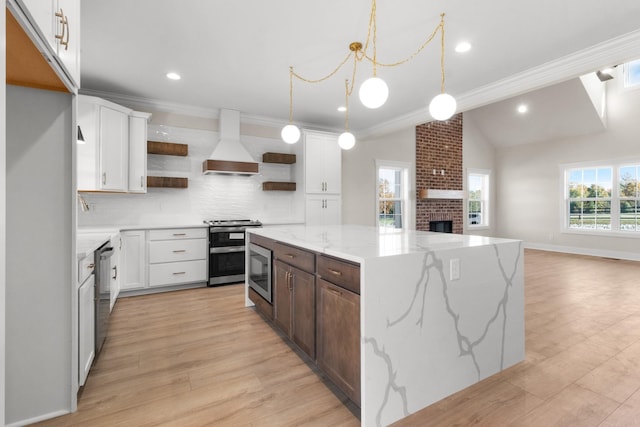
204, 219, 262, 286
248, 243, 272, 303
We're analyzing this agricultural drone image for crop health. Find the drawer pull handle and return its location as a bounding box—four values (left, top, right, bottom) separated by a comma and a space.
327, 268, 342, 276
172, 271, 186, 275
285, 254, 295, 259
87, 263, 95, 269
172, 250, 186, 253
327, 288, 342, 297
173, 233, 187, 236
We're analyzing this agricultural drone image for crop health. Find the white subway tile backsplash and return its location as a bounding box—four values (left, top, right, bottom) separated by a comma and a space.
78, 124, 305, 227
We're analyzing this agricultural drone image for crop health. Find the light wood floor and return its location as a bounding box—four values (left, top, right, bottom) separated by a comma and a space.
35, 249, 640, 426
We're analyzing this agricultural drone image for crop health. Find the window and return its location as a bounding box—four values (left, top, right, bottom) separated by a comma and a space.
564, 162, 640, 234
467, 170, 490, 227
377, 161, 410, 231
620, 165, 640, 231
624, 58, 640, 89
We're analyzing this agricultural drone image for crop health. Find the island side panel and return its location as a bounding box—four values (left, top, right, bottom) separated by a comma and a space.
361, 241, 524, 427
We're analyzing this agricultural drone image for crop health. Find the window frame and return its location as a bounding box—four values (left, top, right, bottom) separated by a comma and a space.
623, 58, 640, 90
375, 160, 412, 232
561, 159, 640, 238
466, 168, 491, 229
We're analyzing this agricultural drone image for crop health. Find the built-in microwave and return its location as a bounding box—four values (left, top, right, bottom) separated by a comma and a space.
248, 243, 272, 303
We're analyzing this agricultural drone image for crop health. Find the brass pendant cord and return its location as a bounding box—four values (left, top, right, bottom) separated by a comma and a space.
344, 79, 350, 130
286, 0, 447, 124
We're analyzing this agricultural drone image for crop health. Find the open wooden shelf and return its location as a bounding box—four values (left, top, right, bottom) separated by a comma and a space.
262, 152, 296, 164
262, 182, 296, 191
147, 141, 189, 156
147, 176, 188, 188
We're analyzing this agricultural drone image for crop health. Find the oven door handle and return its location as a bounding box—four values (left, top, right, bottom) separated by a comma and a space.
210, 246, 246, 254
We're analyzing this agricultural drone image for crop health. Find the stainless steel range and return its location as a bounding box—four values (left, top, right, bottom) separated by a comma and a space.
204, 219, 262, 286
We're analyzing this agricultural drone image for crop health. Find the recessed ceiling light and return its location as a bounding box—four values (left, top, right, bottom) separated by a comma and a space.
517, 104, 528, 114
455, 42, 472, 53
337, 106, 347, 112
166, 72, 181, 80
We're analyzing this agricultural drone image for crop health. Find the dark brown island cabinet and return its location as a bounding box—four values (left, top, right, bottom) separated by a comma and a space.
248, 234, 361, 406
273, 242, 316, 359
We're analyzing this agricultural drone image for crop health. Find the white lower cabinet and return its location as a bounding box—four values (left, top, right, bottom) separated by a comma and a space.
110, 233, 121, 311
305, 195, 341, 226
78, 273, 95, 386
121, 230, 147, 291
120, 228, 208, 293
148, 228, 207, 288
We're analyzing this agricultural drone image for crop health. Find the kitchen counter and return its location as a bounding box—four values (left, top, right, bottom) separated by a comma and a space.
76, 224, 208, 259
247, 225, 525, 427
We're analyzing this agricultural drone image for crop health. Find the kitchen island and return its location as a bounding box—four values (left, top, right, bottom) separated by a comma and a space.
246, 225, 524, 427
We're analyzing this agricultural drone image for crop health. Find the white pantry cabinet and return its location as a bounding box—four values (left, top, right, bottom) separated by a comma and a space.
305, 195, 341, 226
128, 112, 151, 193
120, 230, 147, 291
304, 131, 341, 194
17, 0, 81, 86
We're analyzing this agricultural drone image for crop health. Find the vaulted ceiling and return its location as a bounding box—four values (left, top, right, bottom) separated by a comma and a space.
81, 1, 640, 140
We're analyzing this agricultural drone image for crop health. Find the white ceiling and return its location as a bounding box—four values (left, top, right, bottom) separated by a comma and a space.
80, 0, 640, 139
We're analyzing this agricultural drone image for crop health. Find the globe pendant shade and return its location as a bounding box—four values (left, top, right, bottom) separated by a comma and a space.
428, 93, 457, 121
359, 77, 389, 109
338, 132, 356, 150
281, 124, 301, 144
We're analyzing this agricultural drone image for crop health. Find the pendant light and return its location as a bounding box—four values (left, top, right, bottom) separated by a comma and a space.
428, 14, 457, 121
358, 0, 388, 109
281, 66, 301, 144
338, 79, 356, 150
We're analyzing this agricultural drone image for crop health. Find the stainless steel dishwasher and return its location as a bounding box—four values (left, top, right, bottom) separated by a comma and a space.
95, 242, 114, 356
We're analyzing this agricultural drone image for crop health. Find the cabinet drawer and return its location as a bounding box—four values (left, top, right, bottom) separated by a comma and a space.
148, 260, 207, 287
149, 239, 207, 263
249, 233, 275, 250
274, 242, 315, 273
148, 228, 208, 241
317, 255, 360, 294
78, 253, 95, 285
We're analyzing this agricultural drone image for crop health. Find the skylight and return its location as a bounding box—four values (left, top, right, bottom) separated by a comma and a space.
623, 59, 640, 88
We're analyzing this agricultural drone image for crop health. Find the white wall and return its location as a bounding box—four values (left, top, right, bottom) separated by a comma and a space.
493, 70, 640, 259
463, 115, 497, 236
342, 127, 416, 227
6, 85, 73, 424
78, 121, 305, 227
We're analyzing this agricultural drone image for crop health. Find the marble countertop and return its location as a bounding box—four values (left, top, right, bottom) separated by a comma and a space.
250, 224, 520, 263
77, 230, 118, 260
76, 223, 208, 259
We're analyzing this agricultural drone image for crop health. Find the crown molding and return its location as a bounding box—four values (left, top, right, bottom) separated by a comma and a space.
79, 88, 340, 133
361, 28, 640, 138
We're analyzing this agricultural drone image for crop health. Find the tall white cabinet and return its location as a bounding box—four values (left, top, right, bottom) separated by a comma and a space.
304, 131, 342, 226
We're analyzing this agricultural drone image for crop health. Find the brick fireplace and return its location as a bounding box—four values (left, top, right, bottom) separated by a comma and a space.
416, 113, 464, 234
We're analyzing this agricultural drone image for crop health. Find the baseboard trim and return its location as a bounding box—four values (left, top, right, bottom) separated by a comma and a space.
524, 242, 640, 262
6, 409, 70, 427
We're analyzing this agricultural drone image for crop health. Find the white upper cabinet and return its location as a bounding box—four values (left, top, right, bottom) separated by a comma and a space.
304, 131, 341, 195
128, 112, 151, 193
18, 0, 81, 87
78, 95, 150, 193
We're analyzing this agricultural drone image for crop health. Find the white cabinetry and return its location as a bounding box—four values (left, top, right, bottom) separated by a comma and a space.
77, 95, 131, 192
128, 112, 151, 193
148, 228, 207, 288
305, 195, 341, 226
110, 233, 121, 311
304, 131, 342, 225
18, 0, 81, 86
77, 252, 95, 386
304, 131, 341, 194
121, 230, 147, 291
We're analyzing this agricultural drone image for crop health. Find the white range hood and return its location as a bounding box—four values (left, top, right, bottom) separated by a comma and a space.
202, 109, 259, 175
